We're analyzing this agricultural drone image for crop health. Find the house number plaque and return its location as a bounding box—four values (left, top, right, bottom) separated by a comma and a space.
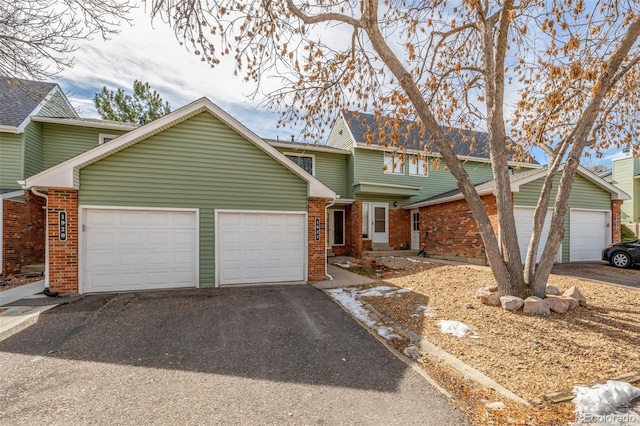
59, 211, 68, 241
315, 218, 320, 241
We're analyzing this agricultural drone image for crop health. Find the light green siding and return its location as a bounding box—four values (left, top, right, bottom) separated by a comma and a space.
38, 91, 77, 118
42, 124, 127, 169
514, 173, 611, 262
274, 147, 348, 197
611, 157, 638, 222
23, 122, 44, 178
346, 154, 355, 199
0, 133, 23, 188
79, 112, 309, 287
326, 116, 355, 150
353, 148, 494, 206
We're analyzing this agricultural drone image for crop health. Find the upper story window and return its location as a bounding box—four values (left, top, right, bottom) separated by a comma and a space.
99, 134, 118, 144
384, 152, 404, 174
409, 155, 429, 177
285, 154, 314, 175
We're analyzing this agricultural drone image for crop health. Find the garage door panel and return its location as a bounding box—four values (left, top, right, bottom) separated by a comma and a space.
84, 209, 197, 293
514, 207, 559, 263
218, 212, 305, 285
570, 210, 608, 261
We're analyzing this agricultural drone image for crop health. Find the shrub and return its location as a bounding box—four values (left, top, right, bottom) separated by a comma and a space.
621, 223, 637, 242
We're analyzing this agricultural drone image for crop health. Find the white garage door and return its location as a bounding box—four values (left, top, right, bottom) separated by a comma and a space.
570, 210, 609, 261
217, 212, 305, 285
514, 207, 561, 263
83, 209, 198, 293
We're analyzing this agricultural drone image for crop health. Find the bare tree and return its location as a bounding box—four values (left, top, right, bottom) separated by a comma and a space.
0, 0, 134, 80
148, 0, 640, 298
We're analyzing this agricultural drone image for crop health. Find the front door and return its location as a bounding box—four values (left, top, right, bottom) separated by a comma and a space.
371, 203, 389, 244
411, 209, 420, 250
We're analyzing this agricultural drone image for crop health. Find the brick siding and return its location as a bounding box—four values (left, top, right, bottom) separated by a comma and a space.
47, 189, 78, 294
612, 199, 622, 243
420, 195, 498, 262
307, 197, 327, 281
389, 209, 411, 249
2, 191, 45, 276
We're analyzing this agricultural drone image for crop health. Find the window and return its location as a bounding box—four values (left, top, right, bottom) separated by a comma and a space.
384, 152, 404, 174
99, 134, 119, 144
412, 211, 420, 231
285, 154, 314, 175
333, 210, 345, 245
362, 203, 370, 239
409, 155, 428, 177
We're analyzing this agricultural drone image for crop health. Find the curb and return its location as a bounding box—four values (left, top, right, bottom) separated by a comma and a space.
362, 301, 530, 406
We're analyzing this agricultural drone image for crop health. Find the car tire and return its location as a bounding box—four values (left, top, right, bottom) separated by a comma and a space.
610, 251, 631, 268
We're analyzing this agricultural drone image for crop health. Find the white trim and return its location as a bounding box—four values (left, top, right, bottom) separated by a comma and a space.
355, 142, 541, 169
31, 116, 137, 131
78, 206, 200, 294
353, 181, 420, 190
328, 208, 346, 246
268, 141, 350, 154
333, 198, 355, 205
569, 208, 612, 262
404, 187, 494, 209
1, 190, 25, 199
21, 98, 336, 199
283, 152, 316, 176
98, 133, 120, 145
370, 202, 389, 244
0, 126, 18, 133
214, 209, 308, 287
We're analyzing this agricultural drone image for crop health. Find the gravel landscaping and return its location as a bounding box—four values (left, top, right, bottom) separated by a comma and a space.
339, 257, 640, 424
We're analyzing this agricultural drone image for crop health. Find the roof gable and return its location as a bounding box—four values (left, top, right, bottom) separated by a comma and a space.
20, 98, 336, 199
0, 78, 77, 130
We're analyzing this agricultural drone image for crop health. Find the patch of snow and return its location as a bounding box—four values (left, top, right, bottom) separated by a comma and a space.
397, 288, 412, 293
415, 305, 437, 318
485, 401, 506, 410
403, 344, 421, 360
438, 320, 471, 338
327, 288, 401, 342
573, 381, 640, 425
358, 286, 397, 297
333, 262, 351, 268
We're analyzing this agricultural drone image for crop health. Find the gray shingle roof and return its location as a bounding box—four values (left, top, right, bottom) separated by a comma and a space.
0, 77, 57, 127
342, 110, 536, 163
264, 138, 350, 153
32, 116, 140, 129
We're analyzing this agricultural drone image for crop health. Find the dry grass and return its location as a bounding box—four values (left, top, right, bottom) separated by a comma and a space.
347, 257, 640, 424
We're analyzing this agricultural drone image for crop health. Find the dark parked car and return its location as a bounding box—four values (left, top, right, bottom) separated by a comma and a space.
602, 240, 640, 268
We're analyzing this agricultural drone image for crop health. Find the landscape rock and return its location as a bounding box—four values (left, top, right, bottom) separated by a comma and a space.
464, 302, 474, 309
476, 287, 492, 299
546, 294, 580, 310
481, 292, 502, 306
563, 286, 587, 306
545, 285, 562, 296
485, 284, 499, 292
500, 295, 524, 312
545, 297, 570, 314
523, 296, 551, 316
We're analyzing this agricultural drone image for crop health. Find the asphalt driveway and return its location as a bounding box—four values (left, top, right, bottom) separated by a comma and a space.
0, 286, 467, 425
551, 261, 640, 289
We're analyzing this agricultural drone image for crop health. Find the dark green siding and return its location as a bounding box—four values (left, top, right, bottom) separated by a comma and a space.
79, 112, 308, 287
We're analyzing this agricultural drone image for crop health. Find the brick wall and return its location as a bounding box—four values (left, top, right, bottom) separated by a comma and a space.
420, 195, 497, 262
612, 199, 623, 243
307, 197, 327, 281
2, 191, 46, 276
47, 189, 79, 294
389, 209, 411, 249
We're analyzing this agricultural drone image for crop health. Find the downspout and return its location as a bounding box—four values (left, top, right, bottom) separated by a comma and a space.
324, 197, 338, 280
30, 187, 57, 297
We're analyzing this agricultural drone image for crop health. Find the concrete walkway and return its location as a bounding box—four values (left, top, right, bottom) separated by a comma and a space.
312, 264, 375, 289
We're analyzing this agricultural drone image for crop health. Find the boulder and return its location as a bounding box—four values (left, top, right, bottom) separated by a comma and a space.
476, 287, 492, 299
545, 285, 562, 296
563, 286, 587, 306
481, 292, 501, 306
500, 295, 524, 312
561, 296, 580, 310
545, 297, 570, 314
485, 284, 499, 293
523, 296, 551, 315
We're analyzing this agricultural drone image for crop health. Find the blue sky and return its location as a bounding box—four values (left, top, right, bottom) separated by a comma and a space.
53, 6, 620, 169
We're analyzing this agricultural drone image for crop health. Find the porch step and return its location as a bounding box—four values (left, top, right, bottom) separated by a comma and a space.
371, 243, 393, 251
21, 264, 45, 274
363, 250, 420, 258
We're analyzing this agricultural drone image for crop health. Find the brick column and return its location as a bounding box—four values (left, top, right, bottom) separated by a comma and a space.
349, 201, 364, 256
48, 189, 79, 294
308, 197, 327, 281
612, 199, 623, 243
